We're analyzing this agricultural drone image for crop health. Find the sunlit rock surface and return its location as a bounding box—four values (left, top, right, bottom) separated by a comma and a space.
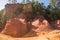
31, 18, 53, 35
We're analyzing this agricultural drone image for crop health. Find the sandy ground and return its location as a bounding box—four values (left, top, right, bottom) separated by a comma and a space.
0, 30, 60, 40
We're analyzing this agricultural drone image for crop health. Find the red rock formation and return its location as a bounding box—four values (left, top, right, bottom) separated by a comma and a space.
53, 20, 60, 30
30, 16, 52, 35
1, 14, 28, 37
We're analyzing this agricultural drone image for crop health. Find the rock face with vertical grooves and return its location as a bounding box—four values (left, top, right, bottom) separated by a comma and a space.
2, 4, 32, 19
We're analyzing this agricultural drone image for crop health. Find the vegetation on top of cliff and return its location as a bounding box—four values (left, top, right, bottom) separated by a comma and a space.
0, 0, 60, 30
31, 1, 60, 21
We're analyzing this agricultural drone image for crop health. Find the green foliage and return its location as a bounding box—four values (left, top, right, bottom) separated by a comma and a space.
0, 10, 3, 17
0, 10, 7, 29
0, 17, 6, 28
27, 1, 60, 22
32, 1, 42, 14
45, 4, 60, 21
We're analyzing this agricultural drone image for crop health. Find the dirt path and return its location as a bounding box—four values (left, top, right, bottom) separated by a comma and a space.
0, 34, 47, 40
0, 30, 60, 40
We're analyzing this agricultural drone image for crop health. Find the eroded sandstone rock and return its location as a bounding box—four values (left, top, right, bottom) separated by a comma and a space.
31, 18, 52, 35
1, 14, 28, 37
52, 20, 60, 30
